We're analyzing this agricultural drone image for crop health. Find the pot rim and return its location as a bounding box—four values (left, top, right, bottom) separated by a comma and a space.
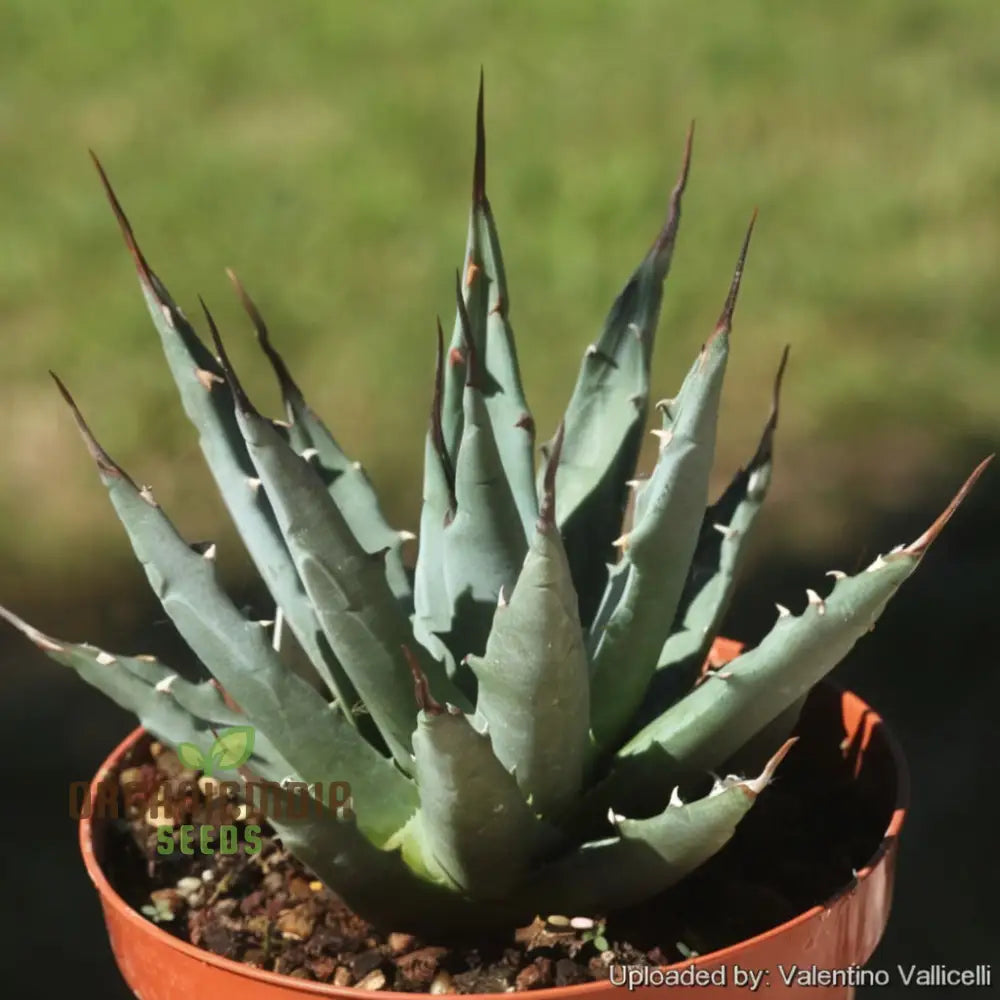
79, 681, 909, 999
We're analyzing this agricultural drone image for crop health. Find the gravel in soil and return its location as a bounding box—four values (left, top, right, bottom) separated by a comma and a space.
98, 699, 889, 993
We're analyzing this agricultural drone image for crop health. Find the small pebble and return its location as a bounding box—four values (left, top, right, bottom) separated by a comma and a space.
288, 876, 312, 901
263, 871, 285, 894
546, 914, 570, 928
387, 932, 416, 955
429, 970, 456, 994
333, 967, 353, 987
570, 916, 594, 930
356, 969, 386, 991
515, 964, 544, 990
119, 766, 144, 787
144, 802, 173, 827
200, 868, 214, 883
148, 888, 184, 917
198, 775, 221, 797
309, 880, 324, 892
276, 904, 316, 941
176, 876, 203, 896
184, 888, 206, 909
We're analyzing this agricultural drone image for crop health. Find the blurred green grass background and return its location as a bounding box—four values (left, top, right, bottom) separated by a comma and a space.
2, 0, 997, 611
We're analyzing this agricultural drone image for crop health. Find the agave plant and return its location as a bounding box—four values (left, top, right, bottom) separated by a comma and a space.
2, 82, 988, 935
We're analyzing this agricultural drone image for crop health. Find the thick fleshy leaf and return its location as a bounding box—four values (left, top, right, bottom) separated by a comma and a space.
597, 458, 991, 809
0, 605, 290, 777
440, 281, 527, 665
414, 322, 458, 647
228, 271, 413, 606
525, 739, 794, 913
638, 345, 787, 723
407, 665, 557, 898
546, 126, 693, 628
466, 426, 590, 818
587, 220, 754, 752
207, 315, 469, 769
49, 376, 415, 844
91, 157, 356, 714
468, 79, 537, 534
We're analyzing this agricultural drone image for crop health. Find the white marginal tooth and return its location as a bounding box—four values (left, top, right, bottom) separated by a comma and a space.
497, 586, 508, 609
272, 606, 284, 653
154, 674, 178, 694
775, 603, 791, 618
256, 619, 275, 628
806, 589, 826, 615
194, 367, 223, 391
351, 461, 362, 471
585, 344, 599, 357
826, 570, 847, 580
398, 530, 417, 542
707, 670, 733, 680
625, 479, 644, 491
160, 303, 175, 328
246, 477, 262, 492
300, 447, 319, 462
744, 737, 798, 796
271, 418, 292, 429
669, 787, 684, 808
627, 321, 642, 340
867, 554, 887, 571
139, 485, 156, 505
747, 468, 767, 495
96, 651, 116, 665
889, 543, 906, 554
650, 428, 673, 446
606, 806, 625, 827
713, 523, 738, 540
202, 543, 217, 561
612, 533, 630, 551
655, 397, 675, 413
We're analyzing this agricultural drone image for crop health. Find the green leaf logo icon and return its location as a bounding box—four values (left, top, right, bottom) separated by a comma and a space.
209, 726, 255, 775
177, 742, 207, 770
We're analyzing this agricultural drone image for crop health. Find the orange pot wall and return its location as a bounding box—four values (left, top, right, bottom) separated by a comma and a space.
80, 684, 907, 1000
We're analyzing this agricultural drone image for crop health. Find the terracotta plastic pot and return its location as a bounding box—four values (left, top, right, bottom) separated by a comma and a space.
81, 681, 907, 1000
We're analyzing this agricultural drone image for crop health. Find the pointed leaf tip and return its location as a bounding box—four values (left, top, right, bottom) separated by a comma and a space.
744, 736, 798, 796
0, 604, 64, 653
650, 121, 695, 263
902, 455, 993, 557
226, 268, 269, 347
89, 152, 154, 287
227, 269, 302, 403
201, 297, 256, 416
715, 210, 757, 334
748, 345, 791, 469
49, 371, 127, 481
473, 69, 486, 204
773, 344, 790, 413
539, 422, 565, 528
402, 645, 443, 716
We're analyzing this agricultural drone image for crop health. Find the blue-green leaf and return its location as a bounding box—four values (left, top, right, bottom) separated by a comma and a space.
587, 219, 754, 752
546, 127, 693, 627
92, 157, 356, 715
